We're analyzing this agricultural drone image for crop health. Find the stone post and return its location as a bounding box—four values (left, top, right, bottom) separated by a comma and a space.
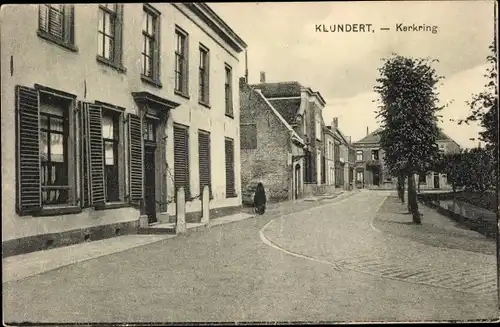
176, 187, 187, 234
201, 186, 210, 224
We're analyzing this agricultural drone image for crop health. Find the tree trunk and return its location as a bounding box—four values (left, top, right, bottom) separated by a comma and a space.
407, 172, 421, 224
397, 172, 405, 204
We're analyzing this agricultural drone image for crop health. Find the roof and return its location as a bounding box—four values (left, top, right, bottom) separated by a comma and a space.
354, 128, 383, 144
267, 98, 302, 124
437, 129, 453, 141
251, 82, 303, 98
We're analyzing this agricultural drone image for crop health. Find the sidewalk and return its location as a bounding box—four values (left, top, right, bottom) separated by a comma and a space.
3, 191, 354, 284
372, 196, 496, 255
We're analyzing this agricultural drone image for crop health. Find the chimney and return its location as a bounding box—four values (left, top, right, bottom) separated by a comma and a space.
347, 136, 351, 144
239, 77, 247, 88
333, 117, 338, 128
366, 126, 369, 136
260, 71, 266, 83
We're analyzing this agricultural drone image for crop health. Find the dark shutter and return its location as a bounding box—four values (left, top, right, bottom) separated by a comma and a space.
128, 113, 143, 204
16, 86, 41, 215
174, 125, 190, 199
114, 4, 124, 65
225, 138, 235, 197
64, 5, 75, 44
87, 104, 105, 206
48, 6, 64, 39
198, 131, 211, 195
39, 5, 48, 32
79, 102, 91, 207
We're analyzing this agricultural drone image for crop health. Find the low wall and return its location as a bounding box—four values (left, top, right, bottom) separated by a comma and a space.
303, 184, 337, 196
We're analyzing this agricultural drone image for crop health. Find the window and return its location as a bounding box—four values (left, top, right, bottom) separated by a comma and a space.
371, 149, 379, 160
175, 28, 189, 95
40, 101, 70, 205
198, 130, 211, 196
356, 150, 363, 162
334, 144, 340, 161
174, 125, 190, 199
225, 137, 236, 197
356, 171, 364, 182
199, 45, 209, 104
225, 64, 233, 117
38, 4, 76, 51
97, 4, 124, 70
315, 119, 322, 140
16, 85, 79, 215
240, 123, 257, 149
141, 5, 161, 85
419, 173, 427, 184
102, 110, 120, 202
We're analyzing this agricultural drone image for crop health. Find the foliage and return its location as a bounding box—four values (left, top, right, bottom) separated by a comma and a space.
374, 55, 443, 176
374, 54, 444, 223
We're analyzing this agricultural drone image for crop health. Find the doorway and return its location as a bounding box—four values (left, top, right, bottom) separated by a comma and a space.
294, 163, 301, 199
433, 172, 440, 189
144, 145, 157, 223
373, 168, 380, 186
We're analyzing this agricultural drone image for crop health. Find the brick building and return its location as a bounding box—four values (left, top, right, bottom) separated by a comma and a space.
239, 73, 327, 200
1, 3, 246, 256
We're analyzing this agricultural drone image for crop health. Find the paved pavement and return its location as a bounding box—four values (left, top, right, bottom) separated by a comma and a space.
3, 190, 499, 323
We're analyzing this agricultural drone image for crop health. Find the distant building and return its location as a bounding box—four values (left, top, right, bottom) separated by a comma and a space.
352, 127, 461, 189
324, 117, 354, 190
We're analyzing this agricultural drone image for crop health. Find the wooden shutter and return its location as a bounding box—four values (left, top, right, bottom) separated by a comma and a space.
64, 5, 75, 44
198, 131, 211, 195
87, 104, 105, 206
128, 113, 143, 204
79, 102, 91, 207
39, 5, 49, 32
225, 138, 235, 196
48, 5, 64, 39
114, 4, 124, 65
174, 125, 190, 199
16, 86, 41, 215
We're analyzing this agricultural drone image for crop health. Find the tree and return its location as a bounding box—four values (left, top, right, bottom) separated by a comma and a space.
456, 42, 498, 188
434, 151, 466, 193
374, 55, 443, 224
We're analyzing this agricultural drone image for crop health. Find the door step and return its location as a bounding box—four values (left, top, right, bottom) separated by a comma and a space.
137, 223, 176, 235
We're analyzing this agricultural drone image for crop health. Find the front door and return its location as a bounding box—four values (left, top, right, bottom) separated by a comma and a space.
373, 169, 380, 186
144, 145, 157, 223
295, 164, 301, 199
433, 172, 440, 189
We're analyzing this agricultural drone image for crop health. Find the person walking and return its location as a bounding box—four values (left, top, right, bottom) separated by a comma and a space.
254, 182, 267, 215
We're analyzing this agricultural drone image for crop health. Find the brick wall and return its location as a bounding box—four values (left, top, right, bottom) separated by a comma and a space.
240, 82, 291, 201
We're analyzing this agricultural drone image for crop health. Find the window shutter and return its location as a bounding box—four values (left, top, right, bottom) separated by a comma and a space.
128, 113, 143, 204
114, 4, 124, 65
79, 102, 91, 207
49, 6, 64, 39
198, 131, 211, 195
39, 5, 49, 32
174, 125, 190, 199
225, 138, 235, 196
16, 86, 41, 215
64, 5, 75, 44
87, 104, 105, 206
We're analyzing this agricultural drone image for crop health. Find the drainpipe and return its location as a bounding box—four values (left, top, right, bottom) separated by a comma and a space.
245, 49, 249, 82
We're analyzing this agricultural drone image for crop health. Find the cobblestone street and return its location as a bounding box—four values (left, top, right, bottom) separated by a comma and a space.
3, 191, 499, 323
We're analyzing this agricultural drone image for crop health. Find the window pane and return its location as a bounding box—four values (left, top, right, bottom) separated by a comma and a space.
98, 33, 104, 56
104, 35, 113, 59
145, 56, 151, 76
176, 34, 182, 53
147, 15, 154, 34
142, 11, 148, 32
104, 12, 112, 35
40, 131, 48, 162
50, 133, 65, 163
104, 142, 115, 165
145, 36, 151, 55
98, 9, 104, 32
51, 117, 64, 133
102, 115, 114, 139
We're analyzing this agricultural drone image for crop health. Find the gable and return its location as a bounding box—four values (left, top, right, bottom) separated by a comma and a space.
251, 82, 302, 98
268, 98, 302, 124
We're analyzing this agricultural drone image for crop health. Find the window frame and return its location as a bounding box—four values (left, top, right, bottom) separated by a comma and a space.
198, 44, 210, 106
174, 26, 189, 98
356, 150, 363, 162
37, 4, 77, 52
96, 4, 125, 73
198, 129, 212, 198
101, 108, 122, 203
224, 63, 233, 118
141, 4, 162, 88
225, 137, 236, 198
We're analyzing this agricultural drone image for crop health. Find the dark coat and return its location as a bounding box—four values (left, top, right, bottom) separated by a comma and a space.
254, 183, 267, 208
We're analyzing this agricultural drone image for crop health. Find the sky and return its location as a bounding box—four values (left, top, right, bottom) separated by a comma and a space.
209, 1, 496, 148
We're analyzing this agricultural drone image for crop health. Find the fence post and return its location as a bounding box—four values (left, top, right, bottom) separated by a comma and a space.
176, 187, 187, 234
201, 186, 210, 224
